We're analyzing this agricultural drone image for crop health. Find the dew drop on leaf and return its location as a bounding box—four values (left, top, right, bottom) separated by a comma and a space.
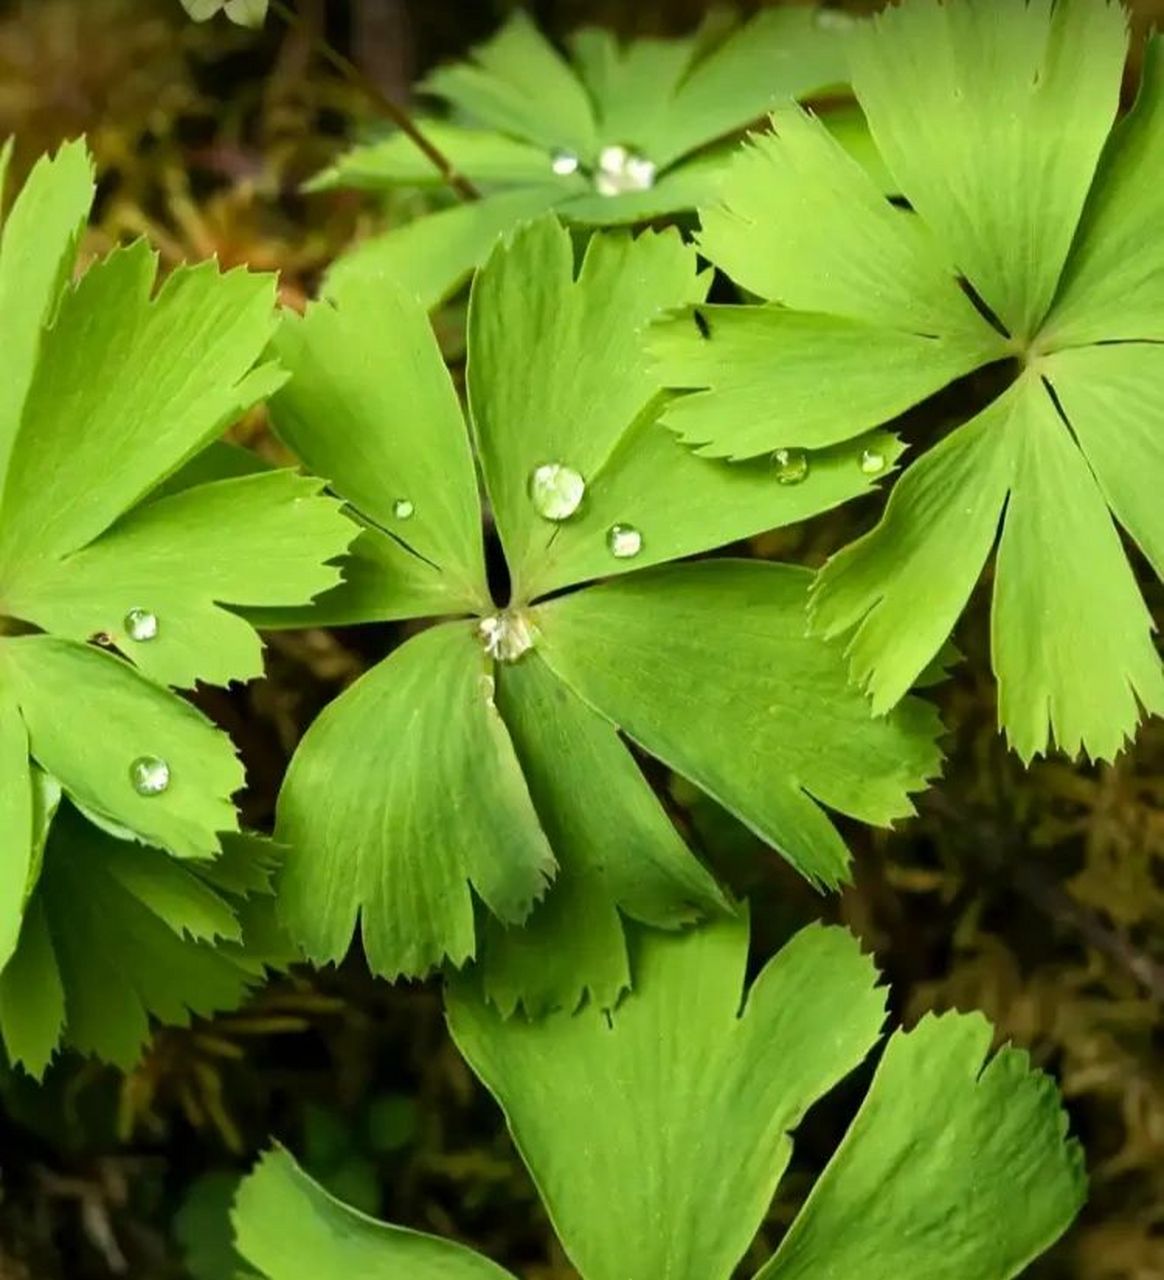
550, 148, 580, 176
392, 498, 415, 520
860, 447, 887, 476
595, 144, 656, 196
606, 523, 643, 559
814, 6, 856, 29
477, 613, 535, 663
529, 462, 586, 521
129, 755, 171, 796
123, 608, 159, 642
771, 448, 809, 485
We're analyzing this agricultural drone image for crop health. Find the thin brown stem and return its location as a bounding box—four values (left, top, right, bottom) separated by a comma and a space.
268, 0, 479, 201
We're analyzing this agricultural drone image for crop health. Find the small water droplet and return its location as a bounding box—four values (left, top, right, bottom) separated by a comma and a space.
124, 608, 159, 642
607, 523, 643, 559
814, 6, 856, 30
477, 613, 534, 664
860, 447, 887, 476
130, 756, 170, 796
393, 498, 415, 520
550, 147, 580, 176
595, 144, 656, 196
529, 462, 586, 521
771, 448, 809, 485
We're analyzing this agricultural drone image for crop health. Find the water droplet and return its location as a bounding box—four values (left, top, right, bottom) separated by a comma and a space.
550, 147, 580, 176
130, 755, 170, 796
124, 608, 159, 642
606, 523, 643, 559
814, 6, 856, 30
529, 462, 586, 521
771, 448, 809, 485
393, 498, 415, 520
595, 144, 657, 196
860, 447, 887, 476
477, 612, 534, 664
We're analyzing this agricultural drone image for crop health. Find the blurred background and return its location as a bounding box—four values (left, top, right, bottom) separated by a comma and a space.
1, 0, 1164, 1276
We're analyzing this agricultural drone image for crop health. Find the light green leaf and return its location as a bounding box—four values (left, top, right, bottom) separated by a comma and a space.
756, 1013, 1086, 1280
276, 622, 555, 979
697, 106, 996, 342
534, 561, 942, 890
307, 123, 573, 191
525, 413, 904, 600
99, 840, 241, 944
650, 6, 853, 167
0, 895, 64, 1077
0, 138, 94, 486
851, 0, 1126, 341
271, 274, 488, 615
224, 0, 267, 28
5, 471, 351, 688
181, 0, 225, 18
323, 186, 568, 310
422, 11, 598, 157
0, 684, 32, 967
652, 305, 984, 459
235, 1147, 516, 1280
1043, 343, 1164, 579
810, 386, 1019, 714
0, 244, 282, 572
0, 637, 242, 858
991, 372, 1164, 761
483, 651, 728, 1016
1044, 36, 1164, 345
468, 217, 703, 597
449, 917, 885, 1280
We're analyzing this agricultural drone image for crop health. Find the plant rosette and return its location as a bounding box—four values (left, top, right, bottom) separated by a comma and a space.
0, 139, 353, 1008
309, 7, 871, 307
234, 915, 1086, 1280
653, 0, 1164, 763
266, 213, 942, 1015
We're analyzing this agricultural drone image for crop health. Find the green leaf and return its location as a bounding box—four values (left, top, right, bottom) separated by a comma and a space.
0, 138, 94, 485
0, 637, 242, 858
234, 1147, 516, 1280
697, 106, 997, 342
468, 217, 703, 597
810, 387, 1019, 714
1044, 36, 1164, 345
482, 651, 729, 1016
5, 470, 351, 688
533, 561, 942, 890
322, 186, 568, 311
652, 305, 983, 459
0, 244, 283, 572
422, 11, 598, 157
851, 0, 1127, 342
307, 123, 574, 191
449, 917, 886, 1280
756, 1013, 1086, 1280
270, 274, 488, 615
0, 895, 64, 1077
275, 622, 555, 979
991, 371, 1164, 761
224, 0, 267, 28
177, 1173, 253, 1280
0, 683, 32, 967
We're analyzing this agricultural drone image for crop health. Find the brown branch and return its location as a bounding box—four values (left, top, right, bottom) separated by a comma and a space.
268, 0, 479, 201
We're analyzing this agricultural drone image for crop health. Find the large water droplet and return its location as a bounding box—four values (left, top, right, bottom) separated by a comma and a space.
477, 613, 534, 664
550, 147, 580, 176
814, 6, 857, 29
529, 462, 586, 521
124, 608, 159, 643
607, 523, 643, 559
130, 755, 171, 796
595, 144, 657, 196
772, 448, 809, 485
393, 498, 415, 520
860, 447, 887, 476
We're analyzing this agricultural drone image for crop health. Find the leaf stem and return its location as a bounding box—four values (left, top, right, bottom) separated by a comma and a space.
268, 0, 479, 201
